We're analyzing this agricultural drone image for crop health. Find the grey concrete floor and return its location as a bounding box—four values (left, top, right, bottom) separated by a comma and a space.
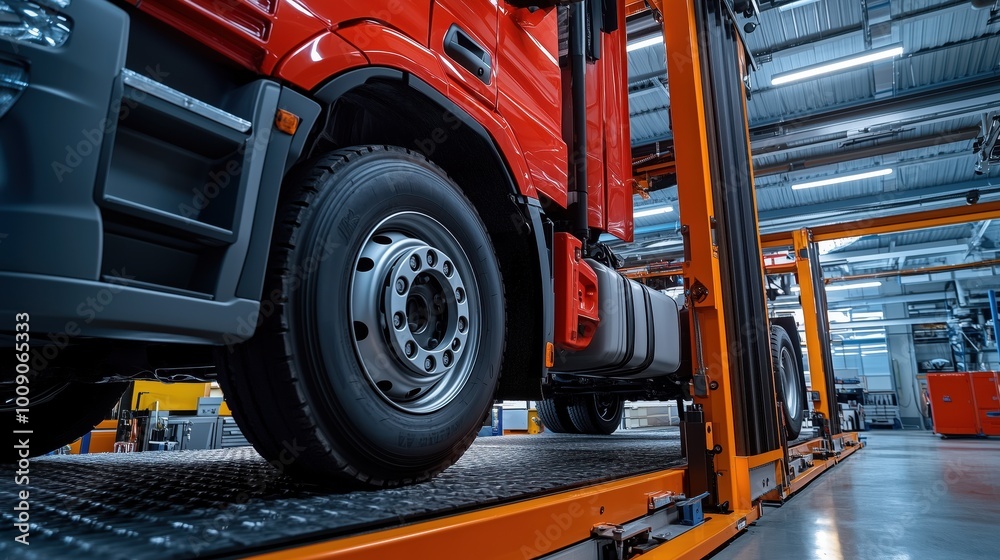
712, 430, 1000, 559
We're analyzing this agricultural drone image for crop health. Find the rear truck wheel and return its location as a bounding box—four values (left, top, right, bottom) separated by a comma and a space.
567, 393, 623, 435
1, 381, 126, 461
536, 396, 580, 434
219, 146, 505, 487
772, 325, 807, 440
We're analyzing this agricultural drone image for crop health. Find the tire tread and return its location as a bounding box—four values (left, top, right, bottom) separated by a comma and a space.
218, 146, 503, 487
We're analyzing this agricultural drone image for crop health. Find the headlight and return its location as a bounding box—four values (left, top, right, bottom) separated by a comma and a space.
0, 61, 27, 118
0, 0, 72, 48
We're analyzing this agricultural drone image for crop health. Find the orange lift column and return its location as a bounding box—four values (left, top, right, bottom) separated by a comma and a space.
661, 0, 782, 520
792, 228, 833, 422
660, 0, 739, 511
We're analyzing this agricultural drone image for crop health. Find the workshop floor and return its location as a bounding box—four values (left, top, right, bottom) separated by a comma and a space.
712, 430, 1000, 560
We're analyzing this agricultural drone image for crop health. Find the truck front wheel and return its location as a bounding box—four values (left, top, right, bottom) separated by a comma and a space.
219, 147, 505, 487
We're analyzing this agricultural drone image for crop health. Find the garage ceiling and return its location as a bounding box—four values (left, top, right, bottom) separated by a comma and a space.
616, 0, 1000, 304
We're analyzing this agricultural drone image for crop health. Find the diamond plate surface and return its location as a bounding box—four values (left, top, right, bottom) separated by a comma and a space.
0, 428, 684, 559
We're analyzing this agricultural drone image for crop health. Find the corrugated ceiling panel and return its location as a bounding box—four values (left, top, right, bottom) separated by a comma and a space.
897, 35, 1000, 91
746, 0, 864, 54
900, 2, 992, 51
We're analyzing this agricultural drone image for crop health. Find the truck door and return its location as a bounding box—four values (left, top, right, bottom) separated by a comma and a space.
497, 4, 567, 206
431, 1, 499, 108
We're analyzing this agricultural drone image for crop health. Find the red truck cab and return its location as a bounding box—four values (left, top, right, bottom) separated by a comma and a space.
0, 0, 686, 485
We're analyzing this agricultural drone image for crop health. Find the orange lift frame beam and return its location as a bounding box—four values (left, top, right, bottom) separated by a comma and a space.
762, 199, 1000, 248
792, 229, 833, 421
659, 0, 744, 513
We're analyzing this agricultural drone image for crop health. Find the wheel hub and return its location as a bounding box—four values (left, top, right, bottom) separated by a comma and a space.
384, 246, 469, 378
595, 394, 618, 421
350, 213, 477, 414
779, 348, 800, 417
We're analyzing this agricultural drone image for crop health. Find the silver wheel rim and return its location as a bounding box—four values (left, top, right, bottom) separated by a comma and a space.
350, 212, 480, 414
779, 347, 801, 420
595, 394, 619, 422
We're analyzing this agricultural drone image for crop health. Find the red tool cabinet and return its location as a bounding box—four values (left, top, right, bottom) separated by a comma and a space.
927, 372, 1000, 437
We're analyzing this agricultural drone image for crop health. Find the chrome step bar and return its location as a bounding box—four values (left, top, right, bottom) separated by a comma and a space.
121, 68, 252, 133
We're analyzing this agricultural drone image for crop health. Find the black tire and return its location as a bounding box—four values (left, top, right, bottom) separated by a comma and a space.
1, 381, 126, 461
219, 146, 505, 487
567, 393, 623, 435
537, 397, 580, 434
772, 325, 807, 440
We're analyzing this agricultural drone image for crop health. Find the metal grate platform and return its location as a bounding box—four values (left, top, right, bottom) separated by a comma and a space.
0, 428, 685, 559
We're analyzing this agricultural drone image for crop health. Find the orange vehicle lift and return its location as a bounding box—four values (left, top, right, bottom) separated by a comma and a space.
762, 201, 1000, 435
248, 1, 864, 559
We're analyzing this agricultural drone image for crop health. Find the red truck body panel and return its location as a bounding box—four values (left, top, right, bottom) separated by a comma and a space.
432, 1, 500, 108
601, 2, 634, 242
131, 1, 631, 239
497, 5, 567, 209
125, 0, 328, 72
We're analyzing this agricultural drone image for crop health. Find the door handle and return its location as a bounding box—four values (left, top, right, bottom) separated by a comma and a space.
444, 25, 492, 86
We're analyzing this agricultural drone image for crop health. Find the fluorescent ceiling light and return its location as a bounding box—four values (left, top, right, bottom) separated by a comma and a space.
791, 168, 893, 190
827, 281, 882, 292
771, 45, 903, 86
633, 206, 674, 218
646, 239, 682, 248
851, 312, 885, 320
779, 0, 821, 11
792, 281, 882, 292
862, 350, 888, 355
627, 34, 663, 53
818, 236, 861, 255
860, 344, 886, 349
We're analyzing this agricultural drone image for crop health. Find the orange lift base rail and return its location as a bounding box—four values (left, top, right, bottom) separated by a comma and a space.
251, 469, 766, 560
248, 434, 866, 560
767, 433, 864, 501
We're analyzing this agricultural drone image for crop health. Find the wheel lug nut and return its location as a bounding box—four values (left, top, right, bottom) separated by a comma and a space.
426, 251, 437, 267
424, 357, 435, 372
409, 255, 421, 271
456, 288, 465, 303
443, 262, 452, 276
405, 341, 416, 358
442, 351, 452, 367
452, 339, 460, 351
396, 278, 407, 294
393, 312, 405, 329
458, 317, 467, 333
